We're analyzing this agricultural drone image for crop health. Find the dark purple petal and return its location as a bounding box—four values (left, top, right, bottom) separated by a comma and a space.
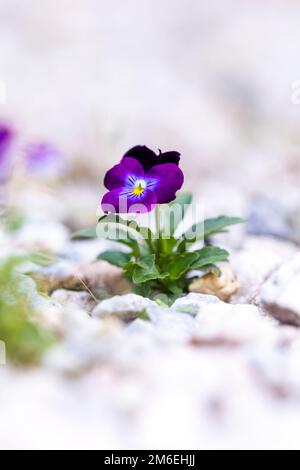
123, 145, 157, 173
101, 187, 157, 213
146, 163, 184, 204
104, 157, 144, 190
158, 150, 181, 167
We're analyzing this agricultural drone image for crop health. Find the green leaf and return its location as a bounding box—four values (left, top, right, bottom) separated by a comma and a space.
3, 210, 25, 233
133, 282, 151, 297
139, 309, 150, 321
97, 215, 154, 255
190, 247, 229, 270
154, 293, 171, 307
175, 305, 199, 315
0, 257, 54, 366
182, 216, 244, 243
97, 250, 130, 267
28, 252, 55, 266
168, 252, 200, 280
159, 236, 178, 255
166, 282, 186, 295
100, 224, 138, 247
203, 216, 244, 238
98, 214, 151, 238
201, 264, 222, 276
131, 255, 167, 284
71, 227, 97, 239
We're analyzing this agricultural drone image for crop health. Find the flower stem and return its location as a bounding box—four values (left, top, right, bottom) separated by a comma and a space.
155, 206, 161, 254
155, 206, 161, 237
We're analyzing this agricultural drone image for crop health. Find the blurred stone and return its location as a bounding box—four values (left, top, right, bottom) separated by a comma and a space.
45, 308, 124, 373
64, 239, 112, 263
188, 264, 239, 302
196, 302, 275, 344
92, 294, 155, 322
260, 253, 300, 326
31, 260, 132, 298
30, 293, 63, 334
147, 306, 202, 342
246, 196, 293, 241
230, 236, 297, 304
51, 289, 97, 313
14, 272, 64, 334
14, 221, 69, 253
31, 261, 83, 293
172, 293, 221, 316
82, 261, 132, 298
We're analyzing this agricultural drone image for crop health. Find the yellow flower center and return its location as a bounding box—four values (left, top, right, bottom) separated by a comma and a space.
132, 179, 146, 196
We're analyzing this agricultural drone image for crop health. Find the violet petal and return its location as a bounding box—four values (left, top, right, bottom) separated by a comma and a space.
101, 187, 157, 213
146, 163, 184, 204
104, 157, 144, 190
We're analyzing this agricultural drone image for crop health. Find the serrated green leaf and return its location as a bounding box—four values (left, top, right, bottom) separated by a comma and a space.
133, 269, 161, 284
97, 250, 130, 267
133, 282, 151, 297
132, 254, 156, 270
168, 252, 200, 280
131, 254, 168, 284
190, 247, 229, 270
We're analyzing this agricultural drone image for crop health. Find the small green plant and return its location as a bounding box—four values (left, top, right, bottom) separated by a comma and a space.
0, 257, 54, 366
73, 147, 243, 303
73, 193, 242, 303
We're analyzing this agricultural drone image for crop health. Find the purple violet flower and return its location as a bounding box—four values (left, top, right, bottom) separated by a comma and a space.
123, 145, 181, 172
101, 155, 184, 213
25, 143, 67, 179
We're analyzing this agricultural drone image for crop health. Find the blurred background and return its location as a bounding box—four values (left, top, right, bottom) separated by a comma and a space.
1, 0, 300, 191
1, 0, 300, 450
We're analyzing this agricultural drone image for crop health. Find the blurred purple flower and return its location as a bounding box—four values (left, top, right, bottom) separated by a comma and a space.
123, 145, 181, 172
25, 143, 67, 179
0, 124, 14, 179
102, 155, 184, 213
